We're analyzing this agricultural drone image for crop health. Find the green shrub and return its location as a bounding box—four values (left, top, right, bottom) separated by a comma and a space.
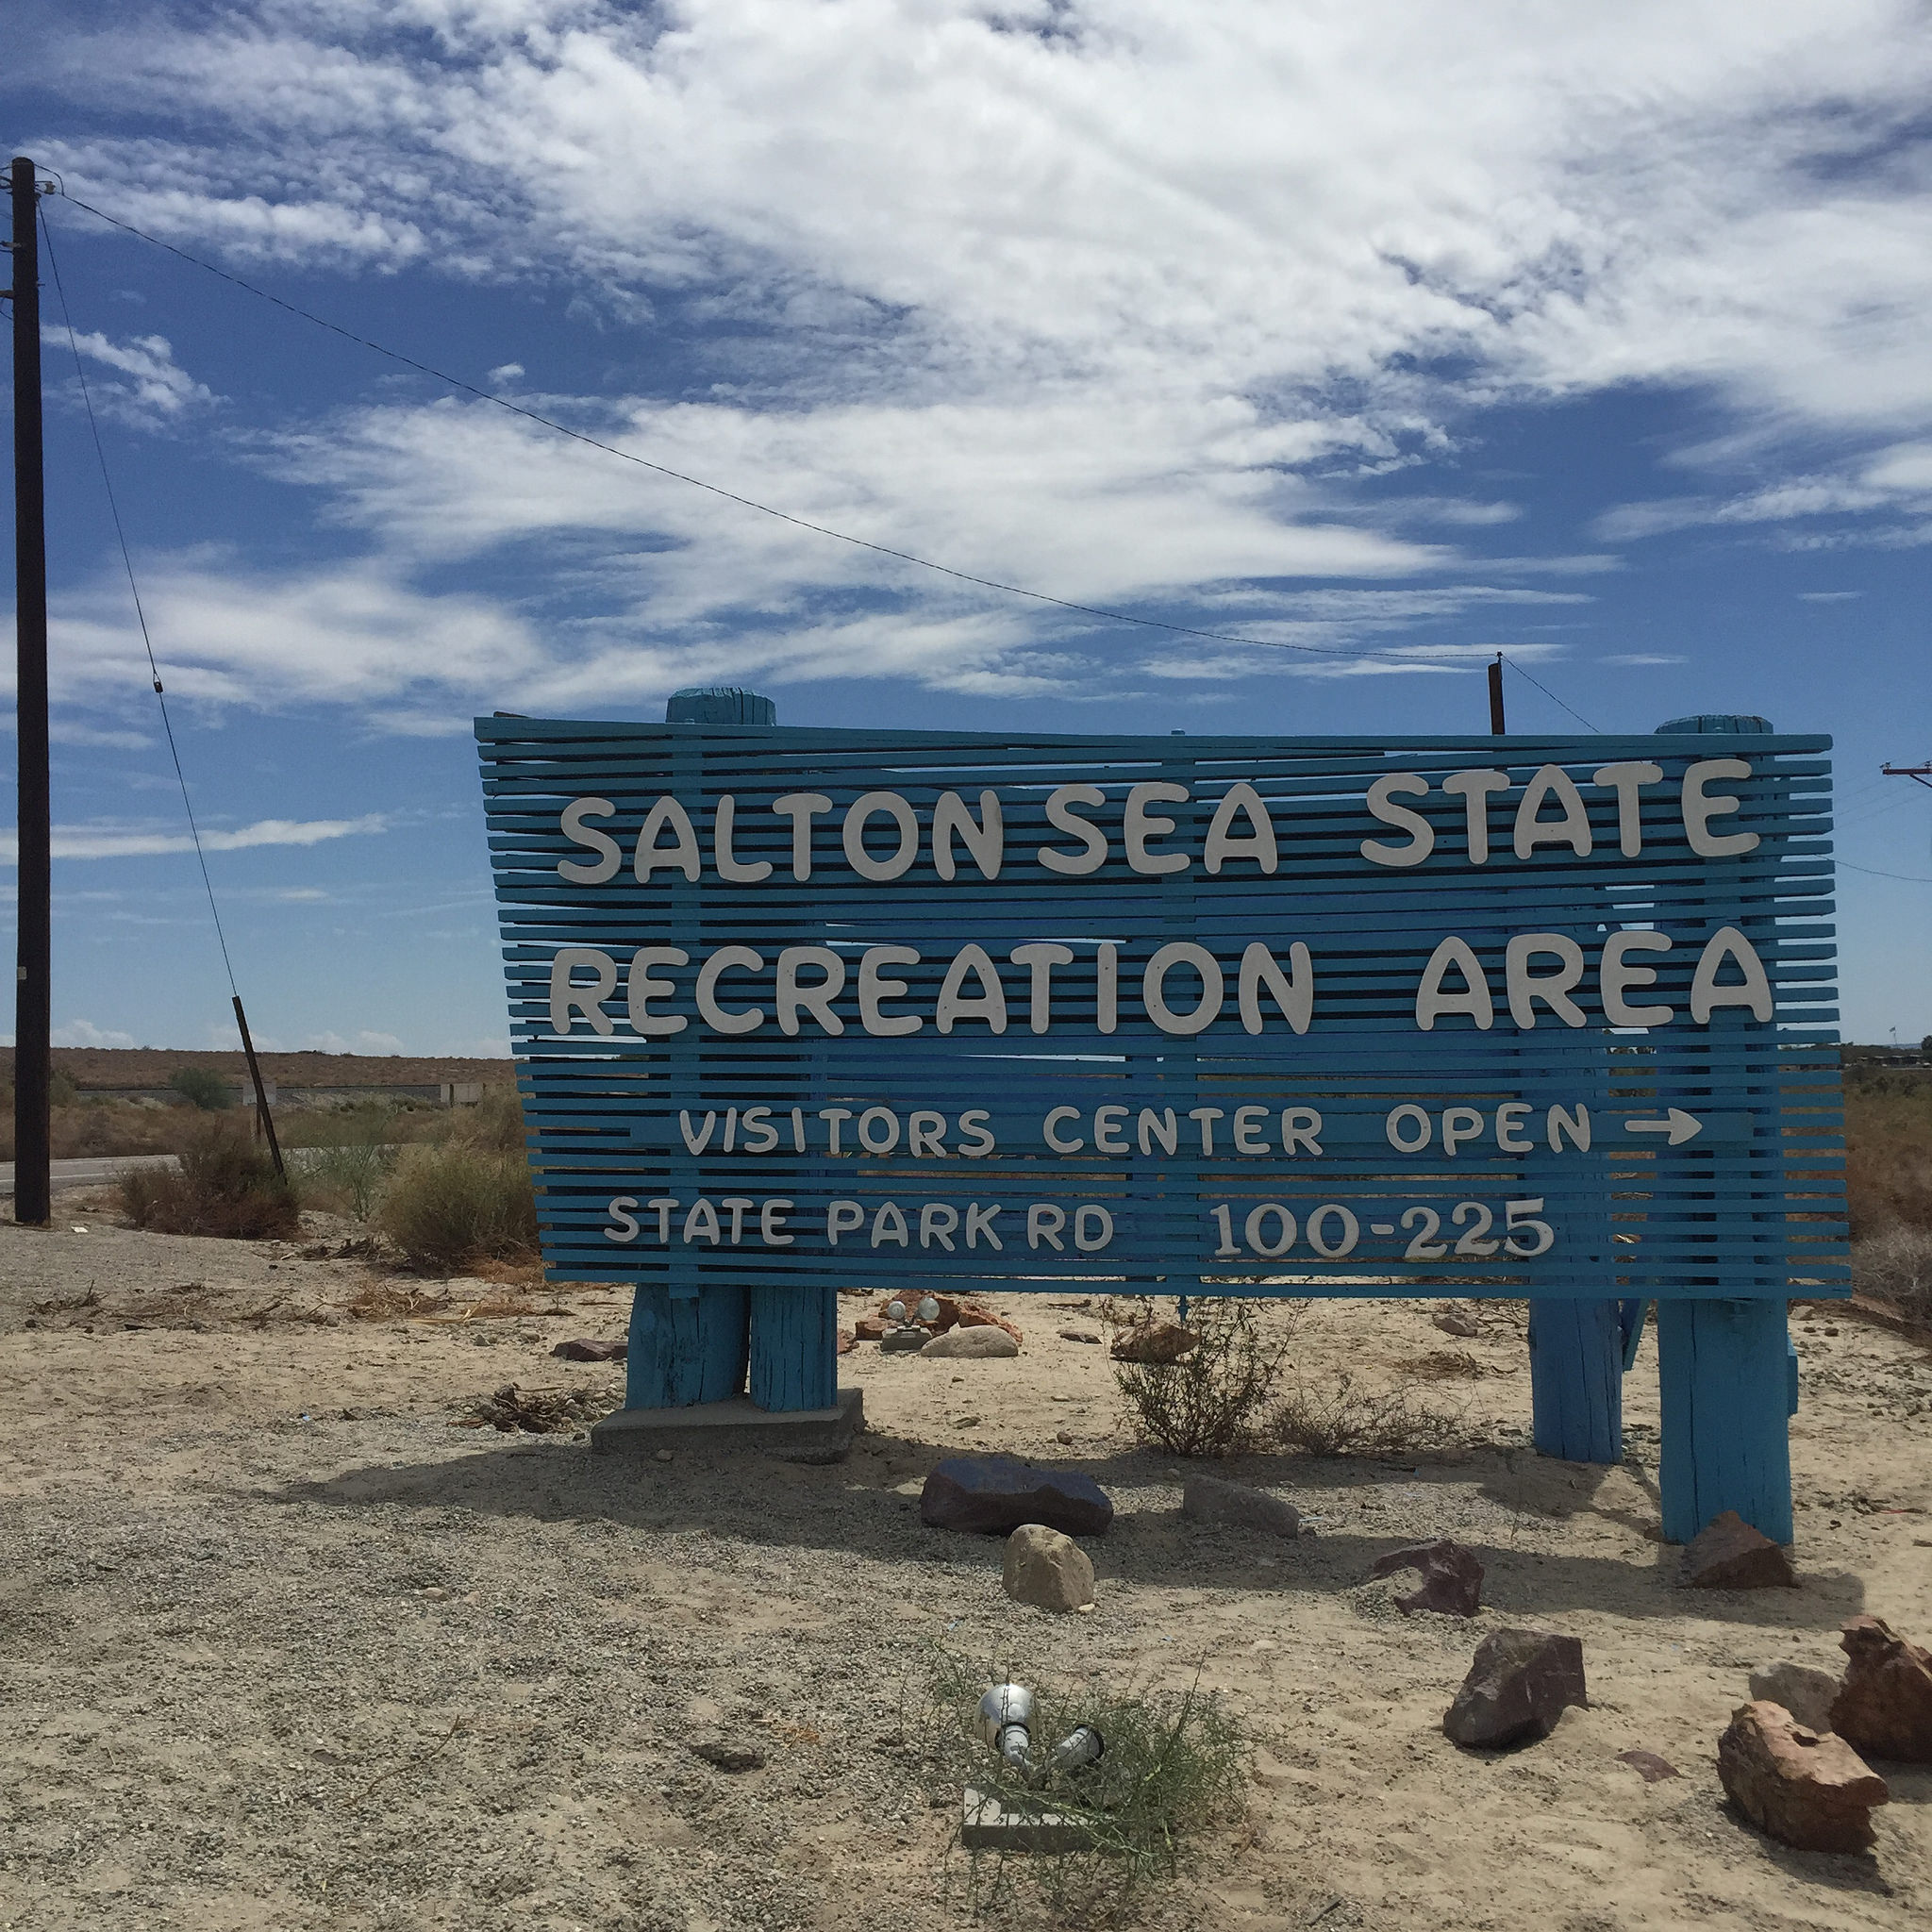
168, 1066, 233, 1111
920, 1657, 1249, 1923
375, 1141, 537, 1272
120, 1121, 300, 1240
294, 1104, 398, 1220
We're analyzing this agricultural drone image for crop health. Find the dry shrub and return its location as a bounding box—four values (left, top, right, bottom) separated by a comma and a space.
1854, 1224, 1932, 1326
1843, 1072, 1932, 1238
1274, 1372, 1461, 1458
375, 1141, 538, 1274
1393, 1349, 1493, 1381
119, 1123, 300, 1240
1111, 1298, 1299, 1457
341, 1280, 453, 1322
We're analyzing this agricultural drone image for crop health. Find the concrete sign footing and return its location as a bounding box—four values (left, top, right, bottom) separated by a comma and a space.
961, 1788, 1100, 1854
591, 1387, 863, 1464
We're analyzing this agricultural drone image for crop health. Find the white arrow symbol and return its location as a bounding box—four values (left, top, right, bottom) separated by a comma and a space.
1624, 1108, 1704, 1145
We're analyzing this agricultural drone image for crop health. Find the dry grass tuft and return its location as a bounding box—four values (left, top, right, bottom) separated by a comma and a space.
1274, 1373, 1463, 1458
1843, 1070, 1932, 1239
375, 1141, 537, 1274
1393, 1349, 1501, 1381
453, 1383, 610, 1434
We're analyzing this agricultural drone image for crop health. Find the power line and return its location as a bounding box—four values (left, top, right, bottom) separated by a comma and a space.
1503, 654, 1599, 730
53, 187, 1603, 708
39, 203, 241, 999
1839, 860, 1932, 883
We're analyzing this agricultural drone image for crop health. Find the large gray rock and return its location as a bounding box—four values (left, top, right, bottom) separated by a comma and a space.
1442, 1628, 1588, 1749
1002, 1524, 1095, 1611
1748, 1662, 1842, 1734
1370, 1539, 1484, 1617
922, 1457, 1113, 1536
1719, 1701, 1888, 1852
921, 1325, 1019, 1359
1181, 1474, 1300, 1537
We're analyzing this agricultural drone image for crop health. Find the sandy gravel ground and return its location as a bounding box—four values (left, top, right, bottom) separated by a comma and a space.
2, 1195, 1929, 1932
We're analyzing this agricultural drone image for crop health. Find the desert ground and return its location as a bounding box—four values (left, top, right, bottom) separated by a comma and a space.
1, 1195, 1928, 1932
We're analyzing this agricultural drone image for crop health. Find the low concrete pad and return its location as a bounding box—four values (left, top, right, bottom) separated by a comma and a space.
591, 1388, 863, 1464
961, 1788, 1098, 1854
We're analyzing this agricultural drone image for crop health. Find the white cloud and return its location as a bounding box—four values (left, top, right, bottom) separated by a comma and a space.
43, 326, 214, 426
51, 1018, 138, 1049
0, 814, 387, 862
1797, 591, 1863, 602
28, 3, 1932, 708
1601, 653, 1688, 666
296, 1029, 407, 1056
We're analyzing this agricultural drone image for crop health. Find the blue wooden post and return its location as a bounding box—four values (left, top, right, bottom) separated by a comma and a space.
1529, 1299, 1623, 1461
623, 687, 778, 1410
1657, 1298, 1793, 1544
1650, 712, 1792, 1543
748, 1285, 840, 1411
627, 1285, 749, 1407
658, 688, 841, 1414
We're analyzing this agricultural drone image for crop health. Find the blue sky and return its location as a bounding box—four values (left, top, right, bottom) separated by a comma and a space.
4, 1, 1929, 1056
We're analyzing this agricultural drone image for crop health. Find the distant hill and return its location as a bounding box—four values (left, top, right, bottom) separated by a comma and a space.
0, 1046, 514, 1093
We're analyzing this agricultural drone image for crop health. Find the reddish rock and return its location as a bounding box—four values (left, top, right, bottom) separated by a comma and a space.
1830, 1616, 1932, 1762
550, 1337, 626, 1362
1370, 1539, 1484, 1617
1616, 1750, 1681, 1783
1110, 1321, 1199, 1364
1679, 1510, 1797, 1590
1718, 1701, 1888, 1852
853, 1316, 891, 1341
954, 1303, 1024, 1344
836, 1328, 856, 1356
1442, 1628, 1588, 1748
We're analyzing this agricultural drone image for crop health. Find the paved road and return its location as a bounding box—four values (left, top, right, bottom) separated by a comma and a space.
0, 1153, 180, 1200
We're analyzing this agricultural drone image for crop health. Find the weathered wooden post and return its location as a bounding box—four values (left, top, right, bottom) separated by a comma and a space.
1649, 712, 1795, 1544
621, 687, 769, 1413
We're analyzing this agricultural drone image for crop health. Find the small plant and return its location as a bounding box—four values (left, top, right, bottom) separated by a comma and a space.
1273, 1371, 1460, 1457
918, 1656, 1250, 1924
296, 1105, 398, 1220
1111, 1297, 1299, 1456
1854, 1224, 1932, 1326
375, 1141, 538, 1273
168, 1066, 233, 1111
120, 1120, 300, 1240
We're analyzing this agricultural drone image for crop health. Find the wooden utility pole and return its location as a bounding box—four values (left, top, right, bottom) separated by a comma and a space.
10, 156, 50, 1225
1488, 652, 1506, 735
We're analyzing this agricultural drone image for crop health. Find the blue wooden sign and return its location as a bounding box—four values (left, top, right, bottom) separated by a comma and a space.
477, 718, 1845, 1315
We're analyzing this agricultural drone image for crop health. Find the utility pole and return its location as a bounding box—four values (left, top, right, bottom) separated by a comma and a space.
1488, 652, 1506, 735
9, 157, 50, 1226
1881, 761, 1932, 791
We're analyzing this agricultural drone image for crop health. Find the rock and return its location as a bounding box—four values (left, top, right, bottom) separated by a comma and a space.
1718, 1701, 1888, 1852
1110, 1322, 1199, 1364
1748, 1662, 1842, 1734
1059, 1328, 1102, 1344
1442, 1628, 1588, 1749
1370, 1538, 1484, 1617
922, 1456, 1114, 1536
1830, 1616, 1932, 1761
550, 1336, 627, 1362
1056, 1429, 1074, 1444
1181, 1474, 1300, 1537
853, 1316, 891, 1341
691, 1739, 766, 1774
837, 1328, 856, 1356
1616, 1750, 1681, 1783
922, 1325, 1019, 1359
1002, 1523, 1096, 1612
1680, 1510, 1796, 1590
1432, 1307, 1481, 1338
956, 1304, 1024, 1344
